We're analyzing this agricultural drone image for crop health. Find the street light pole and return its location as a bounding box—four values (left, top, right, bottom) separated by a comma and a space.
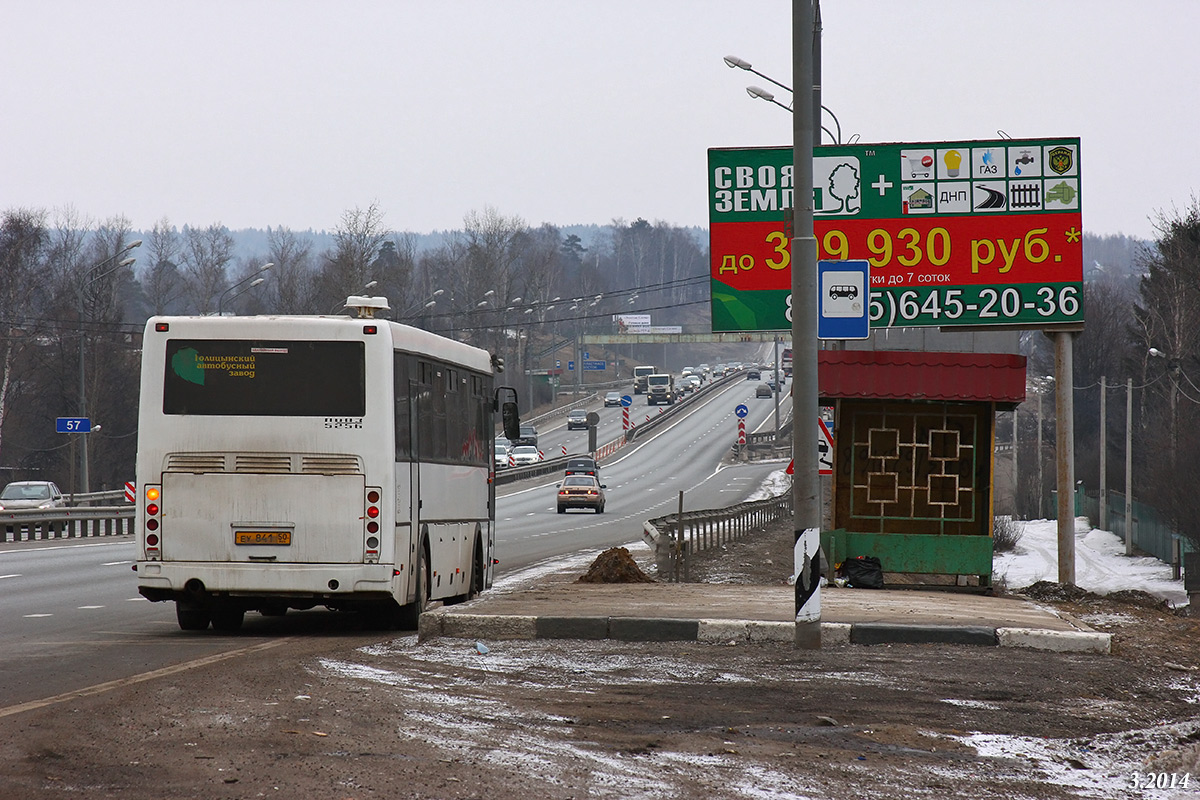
218, 263, 273, 315
77, 240, 142, 494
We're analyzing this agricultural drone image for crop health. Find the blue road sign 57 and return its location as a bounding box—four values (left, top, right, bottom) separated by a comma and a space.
57, 417, 91, 433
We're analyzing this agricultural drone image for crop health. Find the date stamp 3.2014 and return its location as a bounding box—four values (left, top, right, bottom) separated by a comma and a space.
1130, 772, 1190, 790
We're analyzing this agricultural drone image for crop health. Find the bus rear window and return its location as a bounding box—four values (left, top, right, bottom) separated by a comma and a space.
163, 339, 366, 416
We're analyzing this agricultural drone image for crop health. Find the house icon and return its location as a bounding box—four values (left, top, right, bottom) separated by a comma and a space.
905, 188, 933, 211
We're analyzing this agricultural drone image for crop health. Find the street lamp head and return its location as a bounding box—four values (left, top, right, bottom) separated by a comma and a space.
746, 85, 775, 102
724, 55, 751, 70
259, 262, 274, 272
433, 289, 445, 297
118, 257, 136, 267
248, 277, 265, 288
483, 289, 495, 297
364, 280, 378, 290
1150, 347, 1166, 358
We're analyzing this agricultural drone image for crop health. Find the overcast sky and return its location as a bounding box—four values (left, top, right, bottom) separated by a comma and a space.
1, 1, 1193, 240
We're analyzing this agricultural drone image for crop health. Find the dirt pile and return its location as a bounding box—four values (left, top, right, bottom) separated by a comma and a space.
1019, 580, 1179, 612
576, 546, 656, 583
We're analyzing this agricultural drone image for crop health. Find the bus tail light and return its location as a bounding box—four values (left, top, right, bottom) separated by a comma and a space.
364, 487, 382, 563
143, 484, 162, 560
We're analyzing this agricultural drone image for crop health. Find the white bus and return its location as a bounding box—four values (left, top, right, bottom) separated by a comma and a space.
134, 299, 515, 631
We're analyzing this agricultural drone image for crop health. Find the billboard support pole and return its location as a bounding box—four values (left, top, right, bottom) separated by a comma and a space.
793, 0, 821, 647
1055, 330, 1076, 585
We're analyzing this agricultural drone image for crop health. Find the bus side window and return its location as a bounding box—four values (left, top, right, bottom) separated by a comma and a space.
393, 352, 411, 461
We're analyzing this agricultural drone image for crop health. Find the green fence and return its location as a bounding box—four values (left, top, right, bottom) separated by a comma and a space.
1074, 487, 1192, 566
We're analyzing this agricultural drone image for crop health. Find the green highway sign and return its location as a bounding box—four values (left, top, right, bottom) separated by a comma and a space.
708, 137, 1083, 333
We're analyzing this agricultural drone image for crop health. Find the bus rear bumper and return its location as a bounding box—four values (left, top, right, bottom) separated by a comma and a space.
136, 561, 396, 605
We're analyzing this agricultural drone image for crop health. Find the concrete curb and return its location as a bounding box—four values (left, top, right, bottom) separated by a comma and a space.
418, 609, 1111, 653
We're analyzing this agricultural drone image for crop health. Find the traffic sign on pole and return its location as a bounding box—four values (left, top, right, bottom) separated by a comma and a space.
818, 418, 834, 475
818, 259, 870, 340
56, 417, 91, 433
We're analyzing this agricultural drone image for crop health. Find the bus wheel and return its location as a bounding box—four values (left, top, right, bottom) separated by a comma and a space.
176, 600, 210, 631
467, 535, 484, 600
210, 602, 245, 632
397, 545, 428, 630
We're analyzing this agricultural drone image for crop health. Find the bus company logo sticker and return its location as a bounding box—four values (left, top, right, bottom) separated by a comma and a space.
324, 417, 363, 429
1046, 146, 1075, 175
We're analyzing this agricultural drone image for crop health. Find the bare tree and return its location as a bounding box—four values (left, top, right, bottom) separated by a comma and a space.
0, 208, 50, 462
142, 217, 186, 315
266, 226, 316, 314
318, 203, 391, 310
1132, 197, 1200, 547
180, 224, 236, 314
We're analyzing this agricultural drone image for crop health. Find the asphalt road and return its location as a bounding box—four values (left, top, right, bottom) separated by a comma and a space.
495, 376, 788, 568
0, 377, 790, 710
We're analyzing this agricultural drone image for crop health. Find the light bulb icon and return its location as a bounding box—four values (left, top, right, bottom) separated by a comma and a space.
944, 150, 962, 177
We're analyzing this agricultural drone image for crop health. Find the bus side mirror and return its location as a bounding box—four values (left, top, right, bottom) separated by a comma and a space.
501, 402, 520, 442
495, 386, 521, 441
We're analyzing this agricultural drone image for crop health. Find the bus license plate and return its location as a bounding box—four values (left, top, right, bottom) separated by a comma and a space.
235, 531, 292, 546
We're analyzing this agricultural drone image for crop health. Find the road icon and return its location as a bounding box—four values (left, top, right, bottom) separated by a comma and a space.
620, 395, 633, 408
735, 404, 749, 418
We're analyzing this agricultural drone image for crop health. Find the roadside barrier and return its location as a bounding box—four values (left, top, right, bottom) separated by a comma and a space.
1, 506, 135, 543
642, 491, 793, 582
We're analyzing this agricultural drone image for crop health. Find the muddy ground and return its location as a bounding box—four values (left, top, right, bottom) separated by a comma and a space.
4, 521, 1200, 799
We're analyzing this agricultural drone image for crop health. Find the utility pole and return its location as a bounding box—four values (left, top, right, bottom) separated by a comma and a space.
1099, 375, 1107, 531
792, 0, 821, 648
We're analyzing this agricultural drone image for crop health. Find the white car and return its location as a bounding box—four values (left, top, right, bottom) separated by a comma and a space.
510, 445, 541, 467
604, 391, 622, 407
493, 442, 511, 470
0, 480, 66, 510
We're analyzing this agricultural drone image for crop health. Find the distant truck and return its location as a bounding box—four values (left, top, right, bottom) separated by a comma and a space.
633, 365, 656, 394
646, 373, 674, 405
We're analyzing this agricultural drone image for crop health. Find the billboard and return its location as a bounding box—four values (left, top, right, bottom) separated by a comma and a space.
709, 138, 1083, 332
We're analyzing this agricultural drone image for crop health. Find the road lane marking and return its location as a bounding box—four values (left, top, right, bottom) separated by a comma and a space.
0, 638, 293, 719
23, 614, 52, 618
0, 574, 21, 580
78, 605, 105, 610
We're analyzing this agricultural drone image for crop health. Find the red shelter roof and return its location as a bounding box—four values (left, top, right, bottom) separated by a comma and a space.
818, 350, 1026, 406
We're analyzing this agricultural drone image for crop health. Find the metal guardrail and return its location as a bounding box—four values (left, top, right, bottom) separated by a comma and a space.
497, 373, 745, 484
1, 506, 135, 543
66, 489, 130, 505
642, 491, 793, 582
